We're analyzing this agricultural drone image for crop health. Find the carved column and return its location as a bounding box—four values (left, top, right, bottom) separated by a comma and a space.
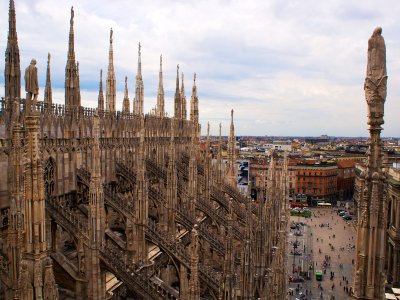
353, 27, 388, 300
133, 116, 148, 263
86, 112, 105, 300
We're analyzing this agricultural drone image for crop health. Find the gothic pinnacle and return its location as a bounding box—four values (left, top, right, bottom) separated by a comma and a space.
106, 28, 116, 112
68, 6, 75, 61
134, 42, 144, 115
176, 64, 180, 93
174, 64, 181, 118
190, 73, 199, 124
124, 76, 128, 98
98, 69, 104, 112
156, 54, 165, 117
137, 42, 142, 78
44, 53, 52, 105
8, 0, 17, 41
5, 0, 21, 108
65, 5, 80, 108
123, 76, 130, 114
181, 72, 187, 119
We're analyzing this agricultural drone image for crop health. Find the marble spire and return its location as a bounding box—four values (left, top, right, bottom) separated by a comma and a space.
122, 76, 130, 114
156, 55, 165, 117
133, 42, 144, 115
44, 53, 52, 106
174, 65, 181, 118
106, 28, 116, 112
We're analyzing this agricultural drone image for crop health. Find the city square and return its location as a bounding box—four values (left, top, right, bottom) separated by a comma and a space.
288, 207, 356, 300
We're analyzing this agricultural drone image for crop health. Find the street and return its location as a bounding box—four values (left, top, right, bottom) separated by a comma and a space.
287, 207, 356, 300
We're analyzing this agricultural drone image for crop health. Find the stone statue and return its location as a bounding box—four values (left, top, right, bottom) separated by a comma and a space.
24, 59, 39, 107
366, 27, 386, 82
364, 27, 387, 126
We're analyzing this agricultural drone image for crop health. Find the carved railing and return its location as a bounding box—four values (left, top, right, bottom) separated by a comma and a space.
46, 196, 89, 241
146, 219, 220, 293
210, 186, 246, 221
77, 167, 91, 186
46, 195, 175, 299
175, 204, 224, 256
196, 197, 245, 241
146, 159, 166, 181
78, 167, 134, 218
176, 159, 188, 181
103, 184, 134, 217
146, 161, 245, 244
100, 240, 178, 300
116, 162, 137, 185
221, 183, 258, 215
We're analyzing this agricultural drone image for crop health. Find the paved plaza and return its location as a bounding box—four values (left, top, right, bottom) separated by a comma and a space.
287, 207, 356, 300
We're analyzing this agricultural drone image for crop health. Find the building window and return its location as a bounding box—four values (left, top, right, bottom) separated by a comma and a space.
44, 158, 56, 198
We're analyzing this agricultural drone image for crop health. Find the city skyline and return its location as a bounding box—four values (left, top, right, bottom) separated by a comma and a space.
0, 0, 400, 137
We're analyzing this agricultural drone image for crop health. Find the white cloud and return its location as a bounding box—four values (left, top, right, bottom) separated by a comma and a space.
0, 0, 399, 137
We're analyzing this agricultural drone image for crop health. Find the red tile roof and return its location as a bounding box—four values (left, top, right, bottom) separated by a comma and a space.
337, 160, 356, 169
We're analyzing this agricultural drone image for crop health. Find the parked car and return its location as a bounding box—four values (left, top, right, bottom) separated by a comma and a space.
289, 275, 305, 283
338, 211, 348, 217
337, 208, 345, 214
343, 215, 353, 220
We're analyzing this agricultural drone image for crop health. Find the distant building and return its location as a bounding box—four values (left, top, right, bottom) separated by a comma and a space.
336, 159, 356, 201
292, 160, 338, 204
264, 140, 292, 151
304, 135, 330, 146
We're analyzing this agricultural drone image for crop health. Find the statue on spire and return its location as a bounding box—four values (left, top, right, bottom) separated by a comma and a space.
24, 59, 39, 110
365, 27, 387, 127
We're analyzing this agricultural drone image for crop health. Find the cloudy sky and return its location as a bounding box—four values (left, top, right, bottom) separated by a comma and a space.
0, 0, 399, 137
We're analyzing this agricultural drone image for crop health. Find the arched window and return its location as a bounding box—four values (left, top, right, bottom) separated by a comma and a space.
44, 158, 56, 198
